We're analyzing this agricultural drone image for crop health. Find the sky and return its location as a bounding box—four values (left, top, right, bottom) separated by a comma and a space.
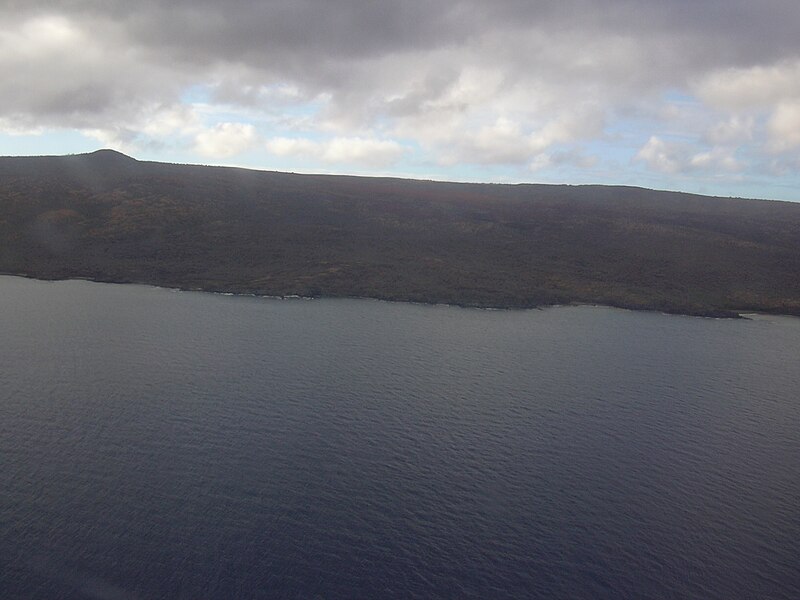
2, 1, 800, 201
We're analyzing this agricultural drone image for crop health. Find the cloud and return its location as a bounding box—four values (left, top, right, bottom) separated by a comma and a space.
705, 116, 754, 145
636, 136, 742, 175
691, 58, 800, 163
2, 1, 800, 187
689, 148, 743, 173
265, 138, 319, 159
141, 104, 201, 138
451, 118, 537, 165
0, 13, 185, 129
391, 101, 604, 168
8, 2, 798, 128
694, 60, 800, 111
636, 137, 685, 174
530, 149, 598, 172
194, 122, 258, 158
0, 119, 45, 137
767, 101, 800, 153
266, 136, 405, 167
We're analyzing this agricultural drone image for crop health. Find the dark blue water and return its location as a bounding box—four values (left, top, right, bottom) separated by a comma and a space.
1, 275, 799, 599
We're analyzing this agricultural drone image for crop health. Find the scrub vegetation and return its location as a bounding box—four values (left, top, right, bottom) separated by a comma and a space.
2, 149, 800, 317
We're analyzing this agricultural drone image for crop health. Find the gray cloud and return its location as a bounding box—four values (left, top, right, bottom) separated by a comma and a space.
2, 1, 800, 171
8, 1, 800, 93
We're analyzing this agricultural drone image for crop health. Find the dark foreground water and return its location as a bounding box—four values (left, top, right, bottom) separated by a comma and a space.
1, 276, 799, 599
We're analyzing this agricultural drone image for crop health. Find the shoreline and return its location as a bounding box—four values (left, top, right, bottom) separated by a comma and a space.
2, 271, 783, 320
2, 150, 799, 325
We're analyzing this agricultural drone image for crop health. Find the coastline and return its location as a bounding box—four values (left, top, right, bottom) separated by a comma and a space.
0, 271, 770, 320
3, 151, 800, 325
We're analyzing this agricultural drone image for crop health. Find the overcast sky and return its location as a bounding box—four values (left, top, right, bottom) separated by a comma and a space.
2, 0, 800, 200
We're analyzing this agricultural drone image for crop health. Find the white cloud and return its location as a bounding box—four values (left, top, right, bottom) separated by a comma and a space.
2, 2, 800, 193
529, 149, 597, 172
82, 127, 140, 153
635, 136, 684, 174
705, 116, 754, 145
72, 103, 204, 155
531, 109, 605, 152
266, 137, 320, 158
767, 101, 800, 153
3, 15, 83, 59
266, 136, 405, 167
0, 13, 184, 128
458, 118, 535, 165
695, 60, 800, 110
0, 118, 45, 136
691, 59, 800, 165
321, 137, 405, 166
142, 104, 201, 138
407, 106, 604, 167
636, 136, 743, 175
529, 153, 553, 172
194, 122, 258, 158
689, 148, 743, 173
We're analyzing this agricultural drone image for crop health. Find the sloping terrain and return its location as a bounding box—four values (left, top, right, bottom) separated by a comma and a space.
2, 149, 800, 316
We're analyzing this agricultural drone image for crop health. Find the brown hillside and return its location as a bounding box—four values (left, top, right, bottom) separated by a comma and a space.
2, 149, 799, 317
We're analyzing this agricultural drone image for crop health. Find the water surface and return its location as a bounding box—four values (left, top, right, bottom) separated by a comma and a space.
1, 276, 799, 599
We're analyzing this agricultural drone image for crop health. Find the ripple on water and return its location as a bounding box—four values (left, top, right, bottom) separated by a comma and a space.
1, 276, 799, 599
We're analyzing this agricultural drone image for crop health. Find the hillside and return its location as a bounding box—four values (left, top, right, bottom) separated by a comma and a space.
2, 149, 800, 317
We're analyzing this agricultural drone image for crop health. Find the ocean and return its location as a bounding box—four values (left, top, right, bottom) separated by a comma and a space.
2, 275, 799, 599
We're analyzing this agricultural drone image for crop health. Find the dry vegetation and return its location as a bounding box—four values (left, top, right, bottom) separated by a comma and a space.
2, 149, 800, 317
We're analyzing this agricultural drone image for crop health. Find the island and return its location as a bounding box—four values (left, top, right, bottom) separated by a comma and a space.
2, 149, 799, 318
